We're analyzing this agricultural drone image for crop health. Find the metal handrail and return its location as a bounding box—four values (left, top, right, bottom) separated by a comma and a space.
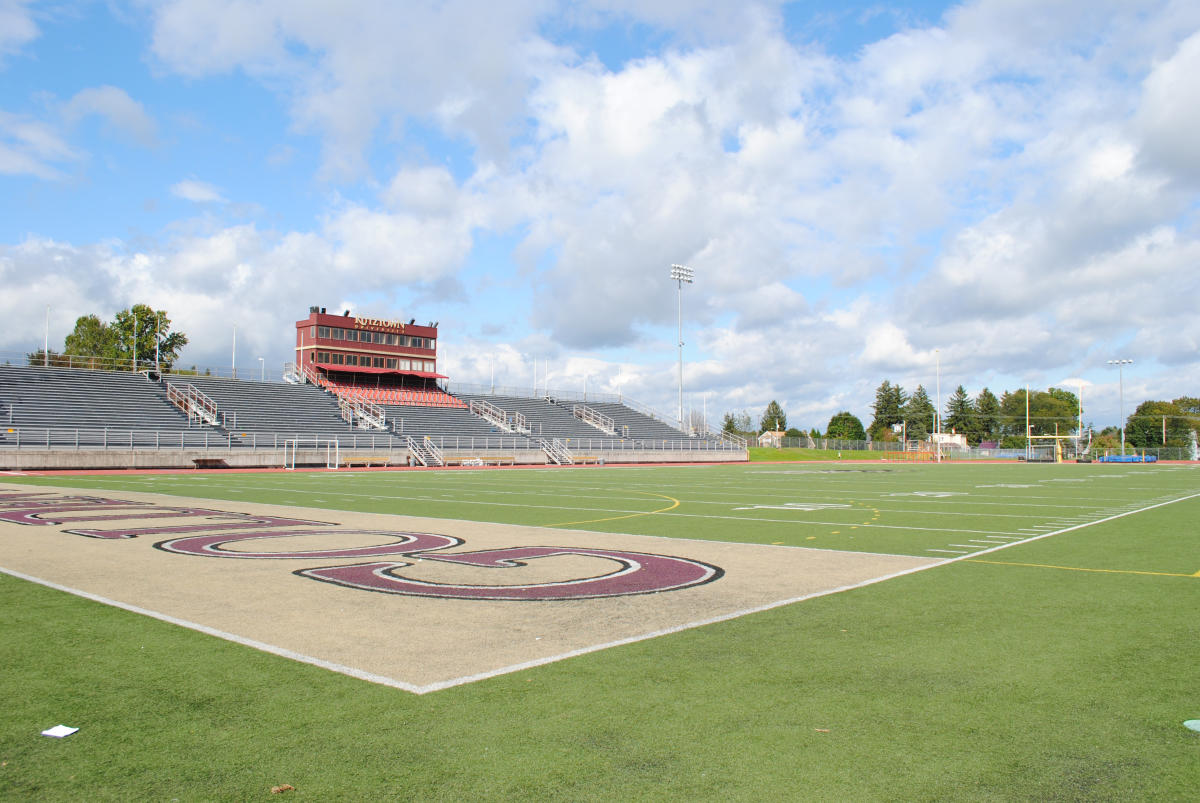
572, 404, 616, 435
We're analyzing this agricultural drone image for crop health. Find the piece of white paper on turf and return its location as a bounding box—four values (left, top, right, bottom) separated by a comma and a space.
41, 725, 79, 738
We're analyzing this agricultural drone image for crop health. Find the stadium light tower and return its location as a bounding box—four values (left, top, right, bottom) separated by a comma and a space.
670, 264, 695, 432
1107, 358, 1132, 455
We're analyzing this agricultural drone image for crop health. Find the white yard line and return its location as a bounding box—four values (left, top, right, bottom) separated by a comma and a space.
0, 566, 426, 694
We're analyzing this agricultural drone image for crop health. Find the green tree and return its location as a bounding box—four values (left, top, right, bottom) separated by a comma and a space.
998, 388, 1080, 441
903, 385, 935, 440
1172, 397, 1200, 440
784, 427, 803, 438
868, 380, 907, 440
1125, 400, 1191, 448
63, 312, 118, 362
825, 411, 866, 440
110, 304, 189, 370
973, 388, 1001, 443
721, 411, 754, 437
760, 400, 787, 433
943, 385, 974, 440
25, 348, 69, 367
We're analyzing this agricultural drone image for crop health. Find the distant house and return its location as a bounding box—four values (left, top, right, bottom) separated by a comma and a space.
931, 431, 969, 449
758, 430, 786, 448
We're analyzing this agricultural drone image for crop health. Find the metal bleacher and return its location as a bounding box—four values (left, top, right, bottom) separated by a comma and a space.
184, 375, 354, 441
455, 394, 609, 439
0, 364, 741, 461
0, 365, 200, 447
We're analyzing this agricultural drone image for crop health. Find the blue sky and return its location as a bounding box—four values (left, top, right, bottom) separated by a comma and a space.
2, 0, 1199, 431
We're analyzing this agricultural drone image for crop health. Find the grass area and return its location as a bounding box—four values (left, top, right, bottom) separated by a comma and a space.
749, 446, 855, 461
2, 463, 1198, 799
6, 462, 1198, 557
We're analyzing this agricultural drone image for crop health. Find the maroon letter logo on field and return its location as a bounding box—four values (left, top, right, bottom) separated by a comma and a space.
154, 528, 722, 601
300, 546, 723, 600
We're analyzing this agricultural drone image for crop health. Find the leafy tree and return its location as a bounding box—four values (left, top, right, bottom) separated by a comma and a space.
760, 400, 786, 433
784, 427, 803, 438
721, 410, 754, 437
943, 385, 974, 439
825, 411, 866, 440
998, 388, 1080, 440
110, 304, 189, 370
973, 388, 1001, 443
1092, 427, 1122, 452
63, 314, 118, 364
869, 380, 907, 439
903, 385, 935, 440
1172, 397, 1200, 440
1125, 400, 1191, 448
25, 348, 70, 367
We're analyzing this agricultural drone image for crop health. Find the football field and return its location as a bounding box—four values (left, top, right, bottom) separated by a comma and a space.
2, 461, 1197, 799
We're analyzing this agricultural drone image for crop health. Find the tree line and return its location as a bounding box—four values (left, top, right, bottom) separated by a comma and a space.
28, 304, 188, 371
723, 381, 1199, 449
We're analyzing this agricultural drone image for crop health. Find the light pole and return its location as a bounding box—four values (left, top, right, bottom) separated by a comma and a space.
670, 264, 694, 432
1107, 358, 1132, 454
258, 356, 265, 381
935, 348, 941, 463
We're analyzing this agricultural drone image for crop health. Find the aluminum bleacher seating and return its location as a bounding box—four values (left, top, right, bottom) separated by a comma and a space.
0, 365, 198, 446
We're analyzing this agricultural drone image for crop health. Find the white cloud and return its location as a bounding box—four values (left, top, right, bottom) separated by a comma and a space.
0, 0, 38, 65
7, 1, 1200, 428
1138, 30, 1200, 185
170, 179, 226, 203
0, 110, 77, 178
61, 85, 158, 147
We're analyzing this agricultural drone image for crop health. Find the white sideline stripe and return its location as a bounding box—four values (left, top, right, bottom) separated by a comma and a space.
928, 549, 968, 554
948, 544, 982, 548
6, 490, 1197, 695
0, 566, 425, 695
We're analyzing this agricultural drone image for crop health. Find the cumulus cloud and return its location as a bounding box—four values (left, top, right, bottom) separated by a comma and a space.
1138, 30, 1200, 185
0, 0, 38, 64
7, 0, 1200, 427
170, 179, 226, 203
61, 85, 158, 147
0, 111, 77, 178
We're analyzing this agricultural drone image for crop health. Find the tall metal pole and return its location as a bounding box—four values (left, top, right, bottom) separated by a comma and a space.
935, 348, 941, 463
44, 306, 50, 366
1108, 359, 1132, 455
670, 264, 694, 432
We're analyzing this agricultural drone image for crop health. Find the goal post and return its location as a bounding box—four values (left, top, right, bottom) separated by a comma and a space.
282, 438, 340, 470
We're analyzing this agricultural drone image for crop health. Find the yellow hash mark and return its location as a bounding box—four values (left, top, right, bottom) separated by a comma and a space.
967, 559, 1198, 579
544, 491, 680, 527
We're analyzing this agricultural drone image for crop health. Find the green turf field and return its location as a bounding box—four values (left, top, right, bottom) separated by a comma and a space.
2, 462, 1198, 799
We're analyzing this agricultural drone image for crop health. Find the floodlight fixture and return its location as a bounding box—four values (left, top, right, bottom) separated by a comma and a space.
1107, 358, 1133, 455
670, 264, 695, 432
670, 264, 694, 284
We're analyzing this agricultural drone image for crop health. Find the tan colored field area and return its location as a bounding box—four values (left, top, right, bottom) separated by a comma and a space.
0, 482, 938, 692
